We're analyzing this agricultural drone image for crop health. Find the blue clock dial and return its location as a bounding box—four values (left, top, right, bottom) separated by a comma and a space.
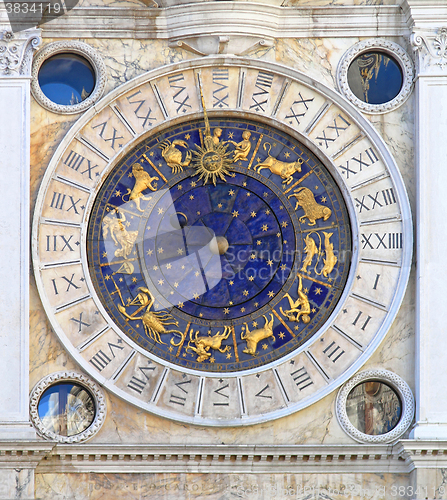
87, 117, 352, 373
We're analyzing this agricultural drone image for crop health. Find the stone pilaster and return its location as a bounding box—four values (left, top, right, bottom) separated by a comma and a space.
408, 24, 447, 441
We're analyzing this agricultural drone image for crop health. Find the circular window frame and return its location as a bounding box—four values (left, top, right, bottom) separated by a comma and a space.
31, 41, 107, 115
336, 369, 414, 444
30, 371, 107, 443
337, 39, 414, 114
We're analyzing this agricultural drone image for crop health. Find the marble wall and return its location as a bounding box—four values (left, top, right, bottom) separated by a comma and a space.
35, 472, 410, 500
30, 33, 416, 446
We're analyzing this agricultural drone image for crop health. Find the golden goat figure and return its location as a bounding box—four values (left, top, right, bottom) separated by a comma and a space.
186, 327, 231, 362
241, 314, 275, 356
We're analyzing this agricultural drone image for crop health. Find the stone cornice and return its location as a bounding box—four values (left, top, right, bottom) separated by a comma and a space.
0, 442, 54, 470
395, 440, 447, 471
36, 443, 407, 474
36, 4, 408, 39
0, 441, 439, 474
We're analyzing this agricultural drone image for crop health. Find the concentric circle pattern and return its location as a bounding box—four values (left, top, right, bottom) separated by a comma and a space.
87, 117, 352, 373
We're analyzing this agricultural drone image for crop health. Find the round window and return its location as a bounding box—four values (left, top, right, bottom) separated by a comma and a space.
346, 381, 402, 436
347, 51, 403, 105
37, 382, 96, 437
38, 53, 96, 106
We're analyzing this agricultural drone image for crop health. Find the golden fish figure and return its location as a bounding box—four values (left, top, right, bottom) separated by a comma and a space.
186, 327, 231, 363
288, 187, 331, 226
321, 231, 337, 277
301, 233, 319, 273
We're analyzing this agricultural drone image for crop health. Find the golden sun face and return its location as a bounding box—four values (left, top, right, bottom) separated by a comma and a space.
192, 134, 233, 185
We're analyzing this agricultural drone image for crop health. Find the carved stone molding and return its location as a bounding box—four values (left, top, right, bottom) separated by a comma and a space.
336, 369, 415, 444
0, 29, 41, 77
29, 371, 107, 444
168, 36, 274, 57
337, 38, 414, 114
411, 27, 447, 73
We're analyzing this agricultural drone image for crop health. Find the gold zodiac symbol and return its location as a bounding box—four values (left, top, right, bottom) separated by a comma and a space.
301, 231, 337, 277
116, 287, 186, 346
122, 162, 158, 212
321, 231, 337, 277
102, 209, 138, 259
288, 187, 332, 226
241, 314, 275, 356
301, 233, 320, 273
280, 275, 311, 324
158, 139, 192, 174
228, 130, 252, 162
254, 142, 303, 185
185, 327, 231, 362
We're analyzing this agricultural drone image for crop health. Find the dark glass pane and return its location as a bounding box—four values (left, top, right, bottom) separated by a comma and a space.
37, 383, 95, 436
347, 52, 403, 105
38, 54, 95, 106
346, 381, 402, 435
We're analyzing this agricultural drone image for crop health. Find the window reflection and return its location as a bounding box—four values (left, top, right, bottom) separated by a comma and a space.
37, 383, 95, 437
346, 381, 401, 435
38, 53, 95, 106
347, 52, 403, 105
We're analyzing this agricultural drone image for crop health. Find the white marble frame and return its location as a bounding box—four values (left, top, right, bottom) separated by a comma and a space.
336, 369, 415, 444
30, 41, 106, 114
29, 371, 107, 443
336, 38, 414, 115
32, 56, 413, 426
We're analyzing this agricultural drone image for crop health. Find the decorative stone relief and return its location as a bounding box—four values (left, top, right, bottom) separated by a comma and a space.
337, 39, 414, 114
336, 369, 414, 444
168, 36, 274, 57
31, 41, 106, 114
29, 371, 106, 443
411, 27, 447, 73
0, 29, 41, 77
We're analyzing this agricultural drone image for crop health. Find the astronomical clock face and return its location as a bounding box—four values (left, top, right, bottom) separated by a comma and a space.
33, 58, 411, 425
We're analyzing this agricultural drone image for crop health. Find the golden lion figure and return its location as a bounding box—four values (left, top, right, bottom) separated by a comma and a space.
288, 187, 332, 226
241, 314, 275, 356
122, 163, 158, 212
186, 327, 231, 362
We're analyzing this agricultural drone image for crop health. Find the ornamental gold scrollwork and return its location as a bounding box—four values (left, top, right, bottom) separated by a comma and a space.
102, 209, 138, 259
241, 314, 275, 356
122, 162, 158, 212
288, 187, 332, 226
280, 275, 311, 324
254, 142, 303, 186
186, 327, 232, 362
116, 287, 186, 346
